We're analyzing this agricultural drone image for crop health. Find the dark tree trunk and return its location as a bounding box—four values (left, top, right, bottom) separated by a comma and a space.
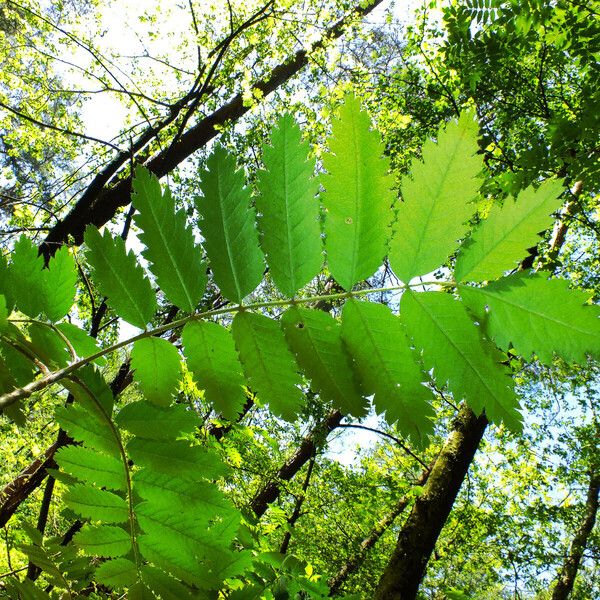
373, 406, 488, 600
39, 0, 384, 260
551, 469, 599, 600
250, 410, 342, 518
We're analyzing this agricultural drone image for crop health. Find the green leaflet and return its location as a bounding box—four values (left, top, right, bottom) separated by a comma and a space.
256, 113, 322, 297
140, 565, 195, 599
132, 167, 206, 312
55, 322, 106, 365
455, 179, 565, 281
56, 404, 120, 457
42, 246, 77, 321
321, 93, 394, 290
95, 558, 138, 590
63, 484, 129, 523
197, 145, 264, 303
0, 294, 6, 331
9, 235, 46, 318
390, 112, 483, 282
127, 438, 228, 480
0, 253, 15, 313
459, 272, 600, 363
0, 339, 35, 387
130, 337, 181, 407
401, 290, 521, 431
116, 401, 198, 440
84, 225, 156, 329
73, 524, 132, 558
232, 311, 303, 421
182, 320, 246, 420
134, 469, 235, 514
6, 237, 76, 321
281, 307, 366, 417
341, 300, 434, 445
55, 446, 126, 491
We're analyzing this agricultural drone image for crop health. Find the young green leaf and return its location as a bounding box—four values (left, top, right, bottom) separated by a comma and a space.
130, 337, 181, 407
55, 446, 127, 491
43, 246, 77, 321
321, 93, 394, 290
341, 300, 434, 445
73, 524, 132, 558
63, 484, 129, 523
84, 226, 156, 329
9, 235, 46, 318
455, 179, 565, 281
95, 558, 138, 590
459, 272, 600, 363
401, 290, 521, 431
390, 112, 483, 282
116, 401, 197, 440
182, 321, 246, 420
255, 113, 322, 297
197, 146, 264, 302
281, 307, 367, 417
232, 311, 303, 421
132, 167, 206, 312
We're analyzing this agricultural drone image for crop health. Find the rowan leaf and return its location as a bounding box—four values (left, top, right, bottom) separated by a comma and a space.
27, 322, 70, 367
84, 226, 156, 329
197, 146, 264, 302
55, 446, 127, 491
95, 558, 138, 590
401, 290, 521, 430
255, 113, 322, 297
455, 179, 565, 281
321, 93, 394, 290
63, 484, 129, 523
140, 566, 194, 599
459, 272, 600, 363
341, 300, 434, 445
9, 235, 45, 318
390, 112, 483, 282
232, 311, 303, 421
73, 524, 132, 558
127, 438, 227, 480
130, 337, 181, 407
132, 167, 206, 312
116, 401, 197, 440
182, 321, 246, 420
281, 307, 367, 417
42, 246, 77, 321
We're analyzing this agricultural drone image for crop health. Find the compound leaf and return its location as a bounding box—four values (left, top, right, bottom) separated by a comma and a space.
63, 484, 129, 524
55, 446, 126, 491
73, 524, 132, 558
116, 401, 197, 440
95, 558, 138, 590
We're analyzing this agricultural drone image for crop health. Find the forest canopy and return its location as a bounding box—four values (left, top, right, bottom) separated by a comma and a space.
0, 0, 599, 598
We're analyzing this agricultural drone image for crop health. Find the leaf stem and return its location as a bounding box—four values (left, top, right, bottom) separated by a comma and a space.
0, 280, 456, 409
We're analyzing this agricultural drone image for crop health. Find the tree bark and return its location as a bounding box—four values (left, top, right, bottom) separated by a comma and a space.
551, 469, 599, 600
250, 410, 343, 518
373, 406, 488, 600
39, 0, 384, 260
